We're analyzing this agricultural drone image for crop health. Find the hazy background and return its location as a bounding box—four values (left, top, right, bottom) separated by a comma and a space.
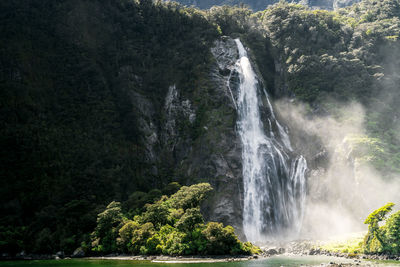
276, 100, 400, 239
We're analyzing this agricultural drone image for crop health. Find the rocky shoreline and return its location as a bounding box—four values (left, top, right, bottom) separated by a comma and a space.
0, 252, 257, 262
1, 242, 399, 266
260, 241, 400, 264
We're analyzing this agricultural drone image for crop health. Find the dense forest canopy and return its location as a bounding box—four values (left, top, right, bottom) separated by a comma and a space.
164, 0, 361, 11
1, 0, 400, 255
0, 0, 219, 254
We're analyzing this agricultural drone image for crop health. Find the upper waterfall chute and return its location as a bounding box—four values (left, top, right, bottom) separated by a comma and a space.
233, 38, 307, 242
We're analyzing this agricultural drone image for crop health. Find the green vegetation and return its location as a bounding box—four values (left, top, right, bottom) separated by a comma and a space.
363, 203, 400, 255
319, 235, 364, 254
319, 203, 400, 256
251, 0, 400, 177
0, 0, 219, 255
1, 0, 400, 256
90, 183, 260, 255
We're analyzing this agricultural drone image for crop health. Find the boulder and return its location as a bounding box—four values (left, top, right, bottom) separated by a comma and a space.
71, 247, 85, 258
265, 248, 278, 256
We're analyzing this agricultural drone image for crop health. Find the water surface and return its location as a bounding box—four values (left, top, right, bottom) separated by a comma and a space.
3, 255, 398, 267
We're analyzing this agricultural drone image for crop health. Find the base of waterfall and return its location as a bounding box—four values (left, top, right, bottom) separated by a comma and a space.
89, 253, 400, 266
258, 234, 400, 263
2, 254, 398, 266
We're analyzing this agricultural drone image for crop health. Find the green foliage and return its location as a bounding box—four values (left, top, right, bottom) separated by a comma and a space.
124, 184, 180, 217
337, 134, 390, 172
246, 0, 400, 182
4, 0, 400, 255
123, 191, 149, 216
319, 233, 364, 254
90, 183, 259, 256
207, 5, 252, 35
0, 0, 218, 254
162, 182, 182, 196
168, 183, 213, 210
363, 202, 400, 255
34, 228, 55, 254
0, 226, 25, 255
159, 228, 189, 255
364, 202, 394, 225
117, 220, 140, 252
130, 222, 156, 254
383, 211, 400, 254
241, 241, 263, 255
202, 222, 237, 254
363, 202, 394, 251
91, 201, 124, 254
175, 208, 204, 232
320, 206, 400, 256
141, 197, 170, 228
200, 222, 260, 255
167, 208, 185, 225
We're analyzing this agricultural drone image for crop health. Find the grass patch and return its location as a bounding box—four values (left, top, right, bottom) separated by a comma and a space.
318, 233, 365, 254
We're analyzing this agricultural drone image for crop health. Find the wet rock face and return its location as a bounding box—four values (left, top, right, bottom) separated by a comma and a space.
211, 37, 238, 76
117, 65, 160, 176
125, 36, 245, 236
162, 84, 196, 154
118, 37, 258, 238
192, 37, 244, 237
210, 37, 240, 109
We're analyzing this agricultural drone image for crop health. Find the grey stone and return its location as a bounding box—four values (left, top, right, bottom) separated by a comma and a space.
71, 247, 85, 258
265, 248, 278, 255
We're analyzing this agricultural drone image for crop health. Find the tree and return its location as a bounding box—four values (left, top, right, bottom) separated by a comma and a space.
175, 208, 204, 232
130, 222, 156, 254
141, 196, 170, 228
168, 183, 213, 210
118, 220, 140, 252
92, 201, 124, 253
162, 182, 182, 196
201, 222, 241, 255
363, 202, 394, 253
383, 210, 400, 254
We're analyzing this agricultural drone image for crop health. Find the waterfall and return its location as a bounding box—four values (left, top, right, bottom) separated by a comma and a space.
234, 39, 307, 242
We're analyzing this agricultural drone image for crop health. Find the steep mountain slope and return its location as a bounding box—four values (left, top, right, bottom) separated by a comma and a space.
0, 0, 221, 254
1, 0, 400, 255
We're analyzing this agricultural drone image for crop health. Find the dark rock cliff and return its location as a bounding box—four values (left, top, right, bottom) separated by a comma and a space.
146, 37, 246, 235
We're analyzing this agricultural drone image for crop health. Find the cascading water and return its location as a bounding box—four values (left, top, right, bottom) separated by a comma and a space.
234, 39, 307, 242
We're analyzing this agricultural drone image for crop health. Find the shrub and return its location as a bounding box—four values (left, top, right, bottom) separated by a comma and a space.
159, 228, 188, 255
202, 222, 242, 255
175, 208, 204, 232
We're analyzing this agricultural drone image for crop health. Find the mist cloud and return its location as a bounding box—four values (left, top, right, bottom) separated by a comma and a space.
275, 99, 400, 239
